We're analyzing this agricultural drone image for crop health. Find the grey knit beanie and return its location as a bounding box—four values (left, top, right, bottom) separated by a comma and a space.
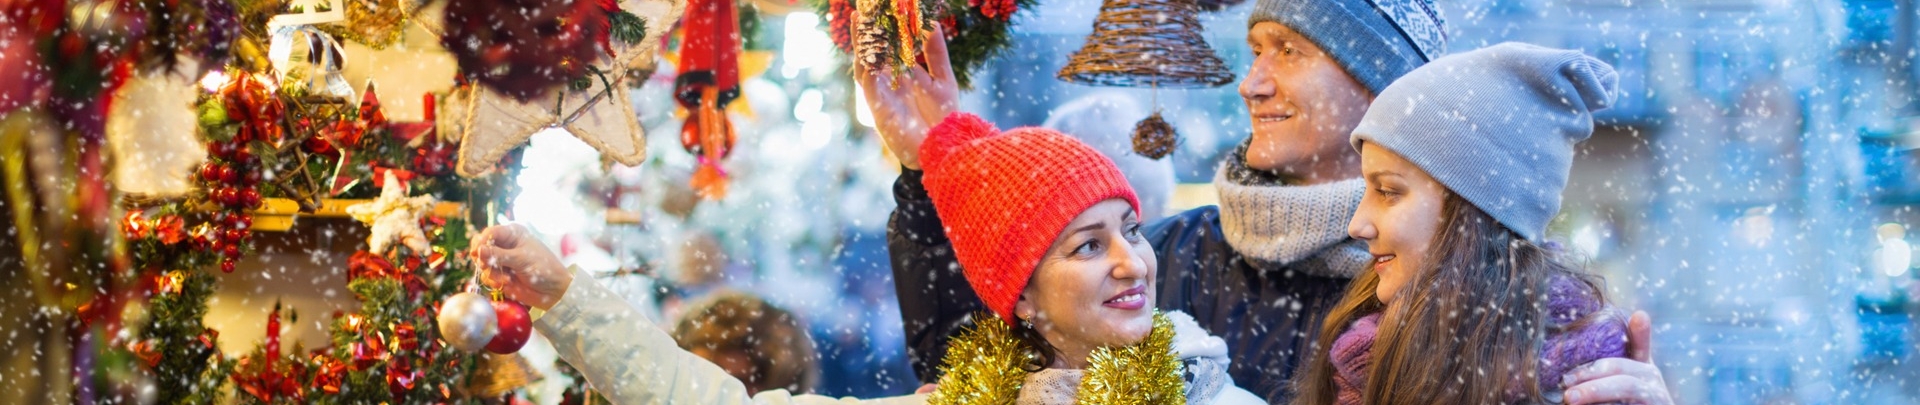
1349, 42, 1619, 242
1246, 0, 1448, 94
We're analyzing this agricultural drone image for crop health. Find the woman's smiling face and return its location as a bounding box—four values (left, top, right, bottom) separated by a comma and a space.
1347, 143, 1449, 303
1016, 199, 1156, 368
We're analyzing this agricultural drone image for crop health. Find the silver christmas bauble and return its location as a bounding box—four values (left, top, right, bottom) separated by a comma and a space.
437, 292, 499, 352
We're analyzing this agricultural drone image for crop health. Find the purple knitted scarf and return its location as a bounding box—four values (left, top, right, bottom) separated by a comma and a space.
1329, 275, 1627, 405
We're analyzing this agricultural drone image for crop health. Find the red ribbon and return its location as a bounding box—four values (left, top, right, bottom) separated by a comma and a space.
349, 251, 399, 282
352, 331, 387, 371
129, 340, 161, 368
231, 355, 303, 402
121, 211, 149, 239
310, 355, 347, 395
349, 250, 430, 298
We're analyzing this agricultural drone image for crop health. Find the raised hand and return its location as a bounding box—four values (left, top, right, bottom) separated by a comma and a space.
853, 20, 960, 170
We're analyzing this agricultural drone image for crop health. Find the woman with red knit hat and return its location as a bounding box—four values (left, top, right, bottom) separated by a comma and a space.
468, 114, 1266, 404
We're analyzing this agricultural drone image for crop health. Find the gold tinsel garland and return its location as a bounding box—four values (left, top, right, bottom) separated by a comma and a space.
1078, 312, 1185, 405
928, 312, 1185, 405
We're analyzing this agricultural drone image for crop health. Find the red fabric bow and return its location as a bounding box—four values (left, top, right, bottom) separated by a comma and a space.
219, 72, 285, 144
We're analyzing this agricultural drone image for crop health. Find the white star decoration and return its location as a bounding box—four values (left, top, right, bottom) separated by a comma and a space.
346, 171, 437, 255
446, 0, 686, 177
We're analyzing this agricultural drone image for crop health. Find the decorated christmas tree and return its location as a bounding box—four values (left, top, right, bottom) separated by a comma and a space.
0, 0, 679, 402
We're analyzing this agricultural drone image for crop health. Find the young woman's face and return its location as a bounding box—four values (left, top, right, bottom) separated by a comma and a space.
1016, 199, 1156, 367
1347, 144, 1448, 303
1239, 22, 1372, 183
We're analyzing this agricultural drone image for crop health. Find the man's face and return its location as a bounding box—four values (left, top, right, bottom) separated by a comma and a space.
1238, 22, 1372, 183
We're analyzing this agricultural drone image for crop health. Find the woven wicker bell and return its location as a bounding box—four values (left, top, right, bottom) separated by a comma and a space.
1057, 0, 1234, 88
465, 353, 544, 398
1059, 0, 1228, 159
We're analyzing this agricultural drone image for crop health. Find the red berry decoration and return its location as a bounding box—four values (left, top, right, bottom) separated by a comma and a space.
200, 163, 221, 181
485, 300, 532, 354
220, 259, 236, 273
222, 187, 243, 207
239, 189, 261, 208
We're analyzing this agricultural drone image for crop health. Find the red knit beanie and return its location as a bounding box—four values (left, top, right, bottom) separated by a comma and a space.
919, 113, 1139, 324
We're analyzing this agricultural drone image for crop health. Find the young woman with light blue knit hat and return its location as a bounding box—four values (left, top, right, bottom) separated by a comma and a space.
1290, 42, 1636, 405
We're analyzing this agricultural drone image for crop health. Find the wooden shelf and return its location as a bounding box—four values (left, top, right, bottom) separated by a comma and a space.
251, 198, 467, 232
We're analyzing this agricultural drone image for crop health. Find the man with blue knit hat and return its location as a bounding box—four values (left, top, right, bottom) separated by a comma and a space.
860, 0, 1673, 403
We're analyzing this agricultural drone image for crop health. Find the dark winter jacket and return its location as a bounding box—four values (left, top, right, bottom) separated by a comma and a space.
888, 169, 1351, 404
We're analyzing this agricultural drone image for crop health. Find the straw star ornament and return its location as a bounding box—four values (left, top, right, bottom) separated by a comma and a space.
444, 0, 685, 177
347, 171, 437, 255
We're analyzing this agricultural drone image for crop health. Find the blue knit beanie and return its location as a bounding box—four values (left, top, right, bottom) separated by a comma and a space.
1246, 0, 1448, 94
1349, 42, 1619, 242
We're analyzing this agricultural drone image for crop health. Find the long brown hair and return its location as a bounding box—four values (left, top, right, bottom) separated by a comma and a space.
1291, 193, 1607, 405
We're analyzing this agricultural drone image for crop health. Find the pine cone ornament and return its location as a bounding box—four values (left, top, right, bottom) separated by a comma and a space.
855, 10, 892, 72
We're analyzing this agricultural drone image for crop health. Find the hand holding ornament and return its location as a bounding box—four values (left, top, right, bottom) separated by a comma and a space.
853, 22, 959, 170
471, 224, 572, 311
438, 224, 566, 354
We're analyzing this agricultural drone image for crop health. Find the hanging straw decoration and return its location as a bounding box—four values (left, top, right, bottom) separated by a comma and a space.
1058, 0, 1228, 160
1055, 0, 1233, 88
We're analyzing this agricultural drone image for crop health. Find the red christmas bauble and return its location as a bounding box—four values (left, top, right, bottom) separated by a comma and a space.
220, 259, 236, 273
485, 300, 532, 354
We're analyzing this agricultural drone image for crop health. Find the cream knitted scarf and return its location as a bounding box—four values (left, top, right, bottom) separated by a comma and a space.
1214, 143, 1371, 278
